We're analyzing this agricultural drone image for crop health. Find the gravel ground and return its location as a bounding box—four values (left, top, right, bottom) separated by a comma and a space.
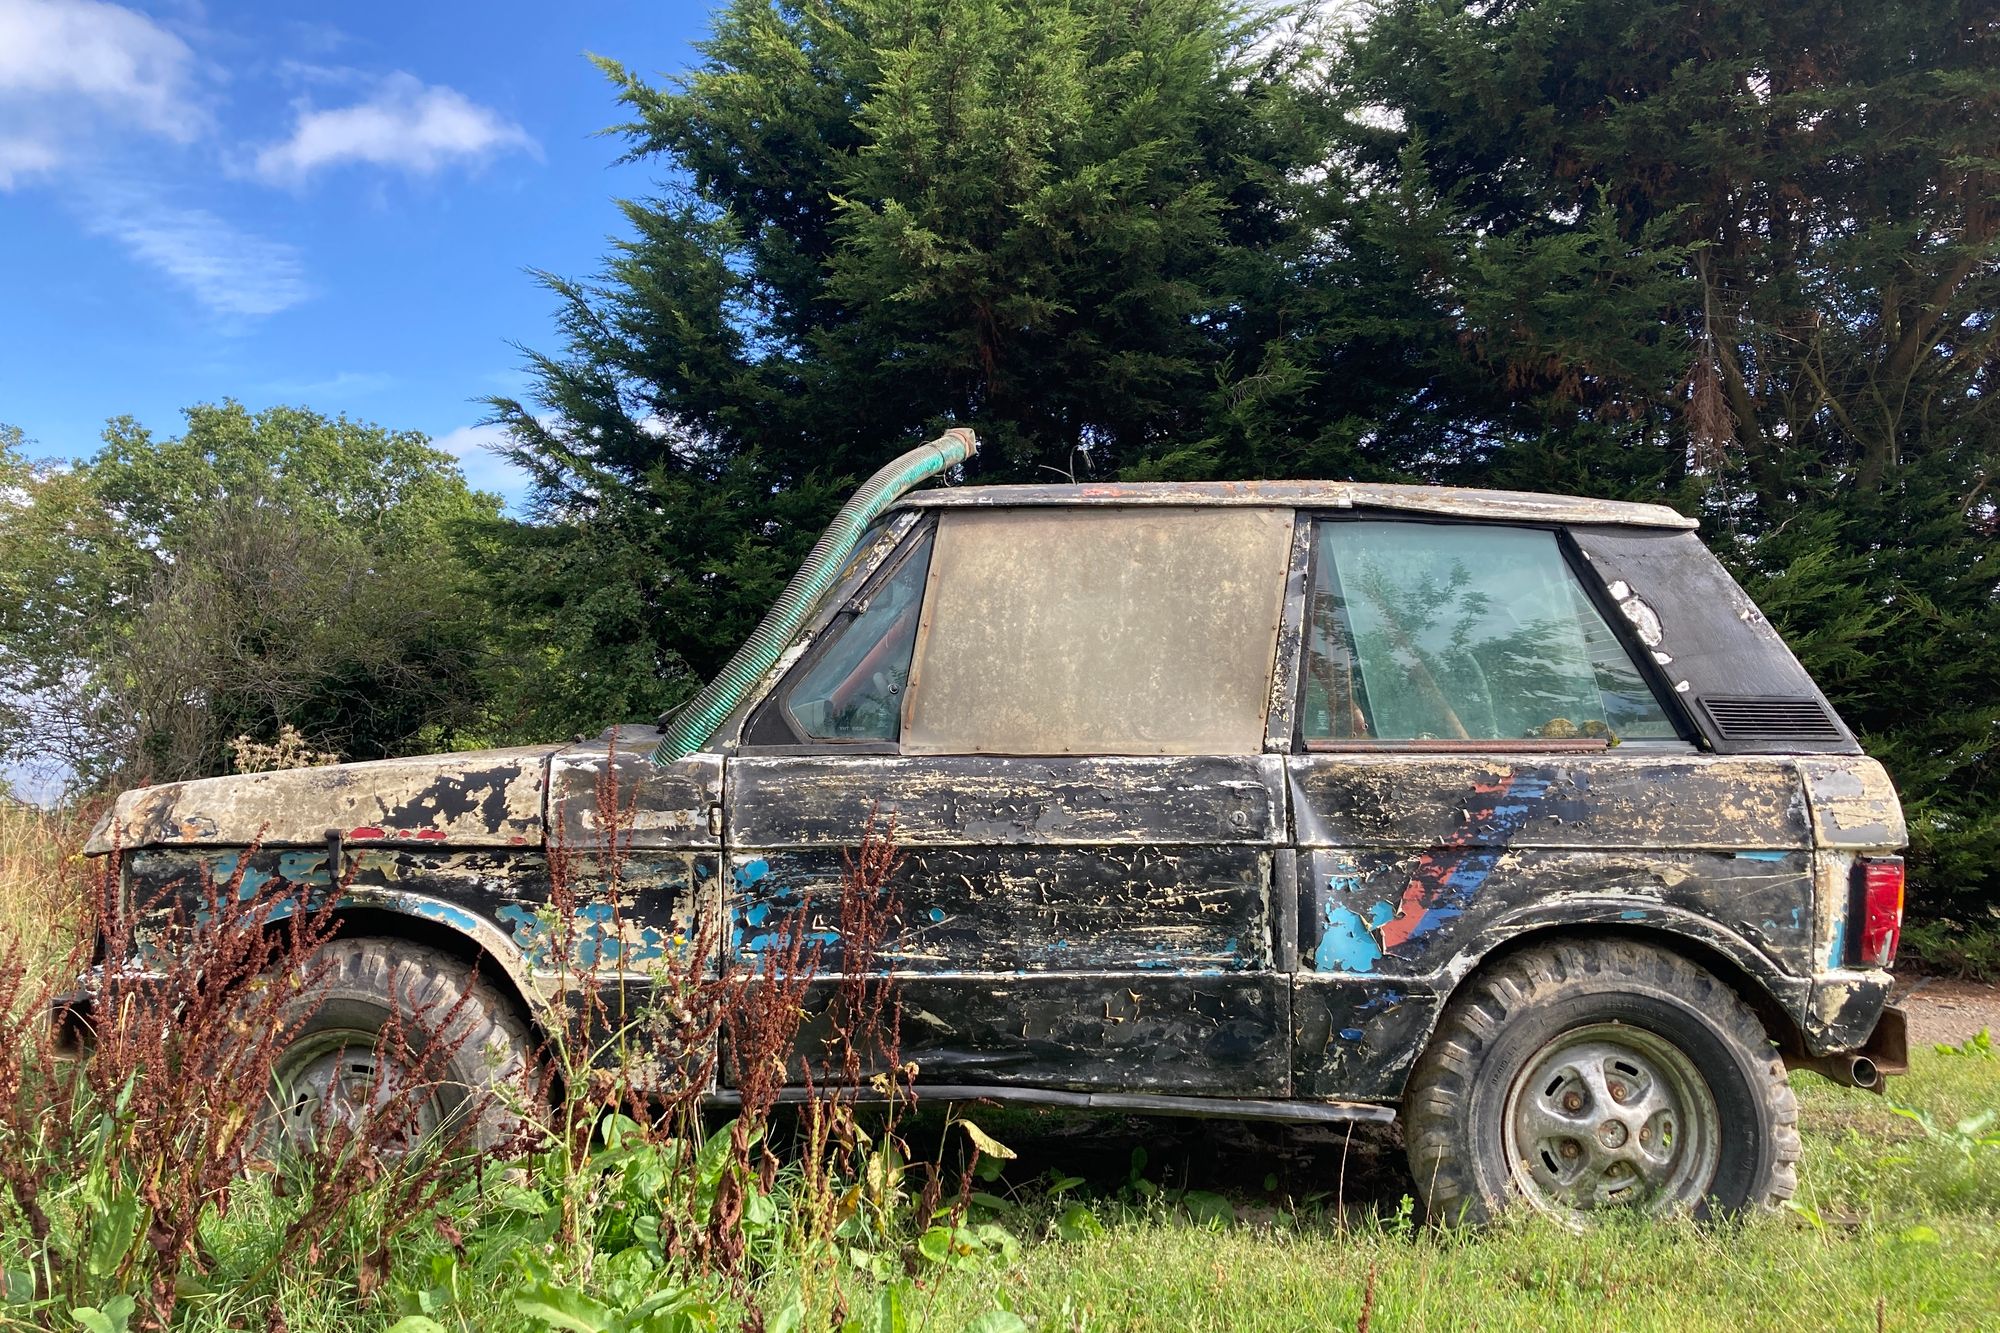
1893, 975, 2000, 1047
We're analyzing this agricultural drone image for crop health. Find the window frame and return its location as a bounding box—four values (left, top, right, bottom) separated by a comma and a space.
739, 515, 937, 754
1290, 513, 1697, 753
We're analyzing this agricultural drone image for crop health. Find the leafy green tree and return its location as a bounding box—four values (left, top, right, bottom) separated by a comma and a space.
1338, 0, 2000, 916
487, 0, 1340, 729
0, 406, 503, 791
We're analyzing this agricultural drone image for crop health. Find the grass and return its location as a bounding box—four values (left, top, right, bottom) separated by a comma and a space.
3, 808, 1997, 1330
0, 801, 89, 982
904, 1054, 2000, 1332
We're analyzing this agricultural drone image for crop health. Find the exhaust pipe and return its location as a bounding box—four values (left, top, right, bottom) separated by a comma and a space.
1792, 1052, 1883, 1092
652, 427, 979, 766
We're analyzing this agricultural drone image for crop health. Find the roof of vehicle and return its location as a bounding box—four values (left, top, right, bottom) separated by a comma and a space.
894, 480, 1699, 530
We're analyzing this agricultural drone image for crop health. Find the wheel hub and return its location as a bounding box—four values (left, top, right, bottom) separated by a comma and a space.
269, 1029, 438, 1152
1503, 1023, 1720, 1218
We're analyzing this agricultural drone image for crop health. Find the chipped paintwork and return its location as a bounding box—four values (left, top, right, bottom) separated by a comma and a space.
123, 845, 718, 1008
723, 749, 1289, 1097
548, 726, 722, 850
1287, 753, 1810, 850
1798, 756, 1906, 849
730, 754, 1284, 847
1287, 750, 1842, 1097
894, 480, 1699, 530
85, 745, 559, 854
1804, 971, 1897, 1054
766, 976, 1289, 1094
726, 847, 1268, 974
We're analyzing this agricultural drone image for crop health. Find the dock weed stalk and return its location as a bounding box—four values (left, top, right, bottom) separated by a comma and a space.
503, 772, 1004, 1330
0, 828, 514, 1329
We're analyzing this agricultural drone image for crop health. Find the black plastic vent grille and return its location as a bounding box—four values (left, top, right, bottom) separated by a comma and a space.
1697, 696, 1846, 742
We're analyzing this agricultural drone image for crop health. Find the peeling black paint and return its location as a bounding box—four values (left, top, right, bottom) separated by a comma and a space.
756, 976, 1289, 1095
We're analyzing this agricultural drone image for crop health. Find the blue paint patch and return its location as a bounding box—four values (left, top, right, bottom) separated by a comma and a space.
928, 908, 945, 923
496, 904, 551, 966
1338, 1028, 1365, 1042
734, 859, 771, 888
1790, 906, 1804, 930
1734, 850, 1790, 862
1620, 909, 1648, 921
1354, 988, 1405, 1016
742, 928, 841, 955
276, 851, 333, 886
1827, 920, 1847, 969
392, 897, 486, 935
1223, 937, 1239, 955
208, 851, 277, 902
1315, 905, 1383, 973
742, 903, 770, 927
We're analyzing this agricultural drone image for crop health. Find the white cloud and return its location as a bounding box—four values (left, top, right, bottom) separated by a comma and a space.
83, 182, 310, 318
255, 73, 535, 184
0, 0, 207, 178
258, 369, 397, 399
0, 133, 57, 186
432, 422, 531, 505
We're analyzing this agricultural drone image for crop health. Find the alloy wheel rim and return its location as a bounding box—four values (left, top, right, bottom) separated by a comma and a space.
1503, 1022, 1720, 1219
269, 1028, 440, 1152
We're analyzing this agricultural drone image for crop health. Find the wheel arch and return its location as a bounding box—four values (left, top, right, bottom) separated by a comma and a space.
281, 897, 548, 1044
1406, 910, 1813, 1097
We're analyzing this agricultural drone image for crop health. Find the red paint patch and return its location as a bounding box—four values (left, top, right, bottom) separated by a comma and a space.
509, 835, 528, 845
348, 826, 386, 839
413, 828, 449, 841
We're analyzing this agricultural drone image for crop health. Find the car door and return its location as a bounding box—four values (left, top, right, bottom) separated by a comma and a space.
1284, 517, 1817, 1100
723, 503, 1298, 1096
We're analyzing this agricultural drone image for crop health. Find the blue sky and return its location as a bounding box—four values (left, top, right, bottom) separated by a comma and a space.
0, 0, 717, 506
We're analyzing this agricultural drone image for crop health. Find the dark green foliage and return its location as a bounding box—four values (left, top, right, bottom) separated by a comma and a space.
497, 0, 1997, 919
483, 0, 1340, 722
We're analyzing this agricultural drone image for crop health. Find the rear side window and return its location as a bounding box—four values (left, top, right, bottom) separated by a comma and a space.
903, 507, 1294, 755
1303, 521, 1676, 744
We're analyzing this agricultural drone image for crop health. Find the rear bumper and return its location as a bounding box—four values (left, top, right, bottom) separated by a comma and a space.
1860, 1004, 1910, 1075
1784, 1004, 1908, 1093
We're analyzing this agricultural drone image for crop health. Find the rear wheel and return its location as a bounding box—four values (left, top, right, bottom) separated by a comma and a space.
263, 937, 535, 1157
1403, 939, 1798, 1225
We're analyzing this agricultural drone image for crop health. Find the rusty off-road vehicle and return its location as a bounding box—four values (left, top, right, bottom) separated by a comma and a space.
70, 429, 1909, 1223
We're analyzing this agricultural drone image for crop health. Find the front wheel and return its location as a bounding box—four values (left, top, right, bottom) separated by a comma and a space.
1403, 939, 1799, 1225
262, 937, 535, 1157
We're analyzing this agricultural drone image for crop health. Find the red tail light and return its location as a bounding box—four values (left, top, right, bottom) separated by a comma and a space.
1856, 857, 1905, 968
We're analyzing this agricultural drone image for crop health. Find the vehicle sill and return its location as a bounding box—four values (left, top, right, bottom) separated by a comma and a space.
707, 1084, 1397, 1124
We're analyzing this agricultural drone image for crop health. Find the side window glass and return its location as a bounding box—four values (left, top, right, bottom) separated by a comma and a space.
781, 528, 934, 741
1303, 522, 1677, 744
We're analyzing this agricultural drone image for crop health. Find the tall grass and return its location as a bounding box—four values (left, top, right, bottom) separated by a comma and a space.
0, 802, 91, 981
0, 785, 1015, 1331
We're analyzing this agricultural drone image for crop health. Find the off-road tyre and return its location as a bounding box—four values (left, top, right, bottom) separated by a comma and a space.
263, 937, 537, 1156
1403, 938, 1799, 1225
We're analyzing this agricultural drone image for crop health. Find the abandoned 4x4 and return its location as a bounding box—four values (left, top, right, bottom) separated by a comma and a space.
77, 429, 1908, 1223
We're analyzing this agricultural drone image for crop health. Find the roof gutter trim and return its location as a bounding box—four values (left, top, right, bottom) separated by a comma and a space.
897, 481, 1698, 531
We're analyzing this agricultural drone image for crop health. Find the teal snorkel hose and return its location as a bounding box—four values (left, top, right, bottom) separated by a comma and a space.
651, 427, 979, 766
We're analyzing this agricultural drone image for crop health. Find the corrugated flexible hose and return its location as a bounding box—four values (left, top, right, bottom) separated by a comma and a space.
651, 427, 979, 765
